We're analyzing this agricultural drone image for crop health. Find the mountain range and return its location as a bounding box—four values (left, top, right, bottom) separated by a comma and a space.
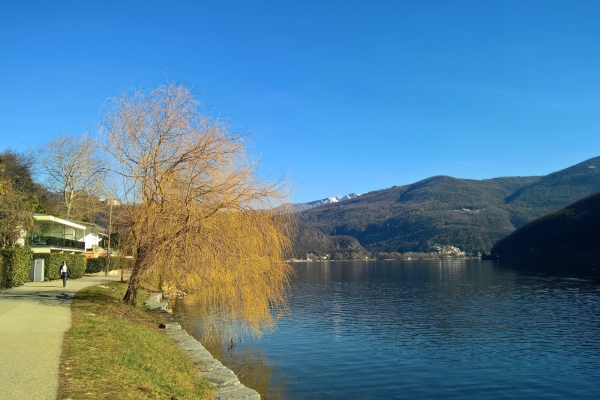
288, 193, 361, 212
295, 156, 600, 256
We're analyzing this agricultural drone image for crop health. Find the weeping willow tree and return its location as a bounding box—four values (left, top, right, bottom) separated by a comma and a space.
100, 83, 294, 335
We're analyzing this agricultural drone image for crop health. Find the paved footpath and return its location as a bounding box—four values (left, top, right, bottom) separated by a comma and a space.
0, 274, 123, 400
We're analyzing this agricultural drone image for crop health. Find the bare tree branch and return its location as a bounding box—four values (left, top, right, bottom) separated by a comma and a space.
36, 132, 106, 218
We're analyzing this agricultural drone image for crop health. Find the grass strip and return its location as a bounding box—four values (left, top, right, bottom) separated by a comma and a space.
59, 281, 214, 400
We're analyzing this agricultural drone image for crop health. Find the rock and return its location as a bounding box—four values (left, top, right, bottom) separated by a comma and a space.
198, 366, 240, 388
215, 385, 261, 400
143, 292, 164, 310
166, 330, 192, 341
184, 347, 216, 362
158, 322, 181, 331
188, 354, 222, 371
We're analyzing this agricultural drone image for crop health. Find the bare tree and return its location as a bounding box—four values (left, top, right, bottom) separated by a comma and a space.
36, 132, 105, 219
101, 83, 294, 335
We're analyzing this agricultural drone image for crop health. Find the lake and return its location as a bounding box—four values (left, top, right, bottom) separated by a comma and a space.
173, 260, 600, 399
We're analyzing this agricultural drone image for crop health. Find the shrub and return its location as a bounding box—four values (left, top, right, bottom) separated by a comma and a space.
86, 258, 104, 273
85, 257, 132, 274
0, 246, 34, 288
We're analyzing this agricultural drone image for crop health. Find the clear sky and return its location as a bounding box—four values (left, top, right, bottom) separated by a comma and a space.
1, 0, 599, 203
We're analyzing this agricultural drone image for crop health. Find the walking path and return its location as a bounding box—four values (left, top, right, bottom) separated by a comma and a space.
0, 274, 122, 400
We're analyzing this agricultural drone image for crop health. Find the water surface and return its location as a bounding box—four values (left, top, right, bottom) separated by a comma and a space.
174, 260, 600, 399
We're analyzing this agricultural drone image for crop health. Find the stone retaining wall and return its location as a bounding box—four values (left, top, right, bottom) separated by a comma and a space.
144, 292, 260, 400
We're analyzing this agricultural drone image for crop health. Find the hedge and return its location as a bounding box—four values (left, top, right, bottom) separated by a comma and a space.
86, 257, 132, 274
33, 253, 87, 281
0, 251, 134, 288
0, 246, 34, 289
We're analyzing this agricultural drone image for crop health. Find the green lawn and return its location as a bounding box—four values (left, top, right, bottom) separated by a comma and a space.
59, 281, 213, 400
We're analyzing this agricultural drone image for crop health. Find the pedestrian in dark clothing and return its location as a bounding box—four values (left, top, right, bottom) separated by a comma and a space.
59, 261, 71, 287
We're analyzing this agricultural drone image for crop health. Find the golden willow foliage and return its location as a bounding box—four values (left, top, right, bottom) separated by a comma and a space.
101, 83, 294, 335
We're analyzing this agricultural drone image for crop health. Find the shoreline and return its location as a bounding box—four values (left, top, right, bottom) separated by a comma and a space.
144, 292, 260, 400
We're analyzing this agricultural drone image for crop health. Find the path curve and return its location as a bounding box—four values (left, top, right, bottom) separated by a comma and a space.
0, 274, 122, 400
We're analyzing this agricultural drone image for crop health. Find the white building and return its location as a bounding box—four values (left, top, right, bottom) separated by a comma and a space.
21, 214, 107, 255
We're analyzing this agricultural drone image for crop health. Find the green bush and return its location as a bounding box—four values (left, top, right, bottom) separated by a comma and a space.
85, 257, 132, 274
86, 258, 104, 273
34, 253, 87, 281
0, 246, 34, 289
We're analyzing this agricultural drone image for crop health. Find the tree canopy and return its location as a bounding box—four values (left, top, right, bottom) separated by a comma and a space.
101, 83, 294, 335
0, 150, 46, 246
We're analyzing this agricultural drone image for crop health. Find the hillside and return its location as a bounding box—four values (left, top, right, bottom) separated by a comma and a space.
504, 157, 600, 226
298, 156, 600, 254
292, 222, 368, 260
491, 191, 600, 266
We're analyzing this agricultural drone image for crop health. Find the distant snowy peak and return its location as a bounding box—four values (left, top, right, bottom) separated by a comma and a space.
282, 193, 361, 213
303, 193, 361, 208
338, 193, 360, 201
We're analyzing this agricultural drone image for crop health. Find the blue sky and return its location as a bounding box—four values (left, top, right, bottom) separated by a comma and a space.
2, 1, 599, 203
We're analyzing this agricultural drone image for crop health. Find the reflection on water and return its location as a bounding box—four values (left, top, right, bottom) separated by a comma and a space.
174, 302, 293, 399
173, 260, 600, 399
209, 345, 291, 399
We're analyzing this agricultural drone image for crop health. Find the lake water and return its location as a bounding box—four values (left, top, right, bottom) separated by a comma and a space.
173, 260, 600, 399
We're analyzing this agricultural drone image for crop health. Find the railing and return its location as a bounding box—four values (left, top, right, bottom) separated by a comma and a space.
29, 236, 85, 250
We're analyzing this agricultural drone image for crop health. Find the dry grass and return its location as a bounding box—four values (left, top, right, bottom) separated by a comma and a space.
58, 281, 213, 400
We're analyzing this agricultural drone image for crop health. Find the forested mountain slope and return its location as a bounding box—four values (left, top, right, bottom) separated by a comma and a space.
292, 222, 368, 259
491, 190, 600, 266
298, 156, 600, 254
504, 157, 600, 226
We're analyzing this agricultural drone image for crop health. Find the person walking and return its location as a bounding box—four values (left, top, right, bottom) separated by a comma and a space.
59, 260, 71, 287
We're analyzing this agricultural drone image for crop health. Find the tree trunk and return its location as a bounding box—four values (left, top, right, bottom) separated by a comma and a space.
123, 264, 140, 306
123, 244, 148, 306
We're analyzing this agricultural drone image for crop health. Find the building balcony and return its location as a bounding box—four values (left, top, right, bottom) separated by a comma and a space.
28, 236, 86, 253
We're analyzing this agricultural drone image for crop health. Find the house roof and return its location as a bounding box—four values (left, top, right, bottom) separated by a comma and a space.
33, 214, 87, 230
76, 221, 108, 232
